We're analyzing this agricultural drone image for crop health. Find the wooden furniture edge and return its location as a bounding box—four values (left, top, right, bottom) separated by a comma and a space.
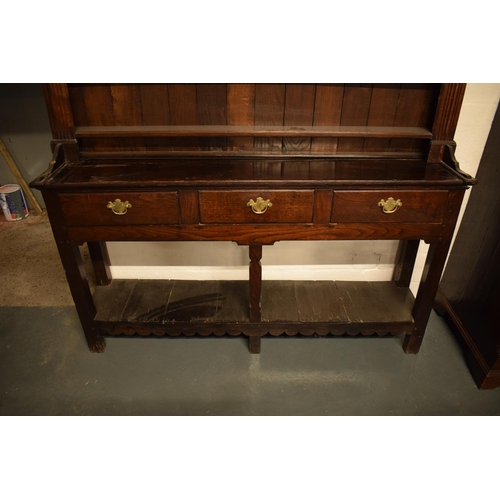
435, 287, 500, 390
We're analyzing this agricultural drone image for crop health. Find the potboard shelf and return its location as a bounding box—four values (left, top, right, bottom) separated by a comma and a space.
93, 279, 415, 338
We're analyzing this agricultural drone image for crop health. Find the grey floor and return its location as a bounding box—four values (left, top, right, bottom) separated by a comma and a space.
1, 213, 499, 415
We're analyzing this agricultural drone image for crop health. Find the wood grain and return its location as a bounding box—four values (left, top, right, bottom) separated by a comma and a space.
338, 84, 373, 152
331, 190, 448, 223
283, 84, 316, 152
59, 191, 180, 226
254, 84, 286, 151
249, 246, 263, 322
37, 83, 472, 355
196, 84, 227, 150
364, 83, 401, 152
312, 84, 344, 152
43, 84, 75, 140
66, 222, 444, 246
227, 84, 255, 150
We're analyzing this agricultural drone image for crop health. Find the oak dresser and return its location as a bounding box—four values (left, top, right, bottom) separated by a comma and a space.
31, 84, 475, 354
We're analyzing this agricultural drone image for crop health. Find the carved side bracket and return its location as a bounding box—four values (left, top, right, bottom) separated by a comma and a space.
30, 140, 80, 188
428, 140, 476, 185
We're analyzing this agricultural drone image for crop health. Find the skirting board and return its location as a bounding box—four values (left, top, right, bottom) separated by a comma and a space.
110, 264, 396, 281
110, 264, 423, 295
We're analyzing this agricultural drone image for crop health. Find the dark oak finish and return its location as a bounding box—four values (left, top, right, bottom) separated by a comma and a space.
92, 279, 414, 331
32, 83, 474, 360
249, 245, 263, 323
198, 190, 314, 224
87, 242, 112, 286
393, 240, 420, 288
331, 190, 448, 223
59, 191, 180, 226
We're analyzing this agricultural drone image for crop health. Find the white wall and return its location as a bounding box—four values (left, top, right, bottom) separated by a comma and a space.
108, 84, 500, 293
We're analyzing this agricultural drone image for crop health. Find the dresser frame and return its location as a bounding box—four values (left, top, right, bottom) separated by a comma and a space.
31, 83, 475, 354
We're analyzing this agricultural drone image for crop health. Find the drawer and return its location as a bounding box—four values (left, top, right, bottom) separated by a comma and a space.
59, 192, 180, 226
331, 190, 448, 223
199, 190, 314, 223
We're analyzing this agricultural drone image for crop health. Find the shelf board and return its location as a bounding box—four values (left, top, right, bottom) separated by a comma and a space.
93, 280, 415, 337
75, 125, 433, 139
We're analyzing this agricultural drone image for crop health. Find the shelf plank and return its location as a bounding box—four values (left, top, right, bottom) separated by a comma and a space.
120, 280, 174, 323
93, 280, 415, 332
75, 125, 432, 139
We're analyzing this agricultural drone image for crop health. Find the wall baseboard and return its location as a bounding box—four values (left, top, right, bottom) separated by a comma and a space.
110, 264, 396, 282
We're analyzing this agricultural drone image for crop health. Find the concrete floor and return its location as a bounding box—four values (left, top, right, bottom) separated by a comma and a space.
1, 213, 500, 415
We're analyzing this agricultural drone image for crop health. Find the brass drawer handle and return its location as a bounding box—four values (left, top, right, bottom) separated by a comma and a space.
378, 197, 402, 214
107, 199, 132, 215
247, 197, 272, 214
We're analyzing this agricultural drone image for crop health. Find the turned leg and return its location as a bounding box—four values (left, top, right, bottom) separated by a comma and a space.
249, 245, 263, 323
87, 241, 112, 286
393, 240, 420, 287
403, 240, 450, 354
248, 336, 261, 354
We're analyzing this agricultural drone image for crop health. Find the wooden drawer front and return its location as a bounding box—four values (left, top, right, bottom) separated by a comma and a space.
199, 190, 314, 223
332, 190, 448, 223
59, 192, 179, 226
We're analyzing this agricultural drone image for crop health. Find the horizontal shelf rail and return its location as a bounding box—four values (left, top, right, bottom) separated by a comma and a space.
75, 125, 433, 139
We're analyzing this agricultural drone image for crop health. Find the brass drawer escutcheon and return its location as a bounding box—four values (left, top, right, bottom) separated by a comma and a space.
378, 197, 402, 214
247, 197, 272, 214
107, 199, 132, 215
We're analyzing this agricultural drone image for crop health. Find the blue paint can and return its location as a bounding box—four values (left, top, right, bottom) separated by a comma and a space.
0, 184, 29, 221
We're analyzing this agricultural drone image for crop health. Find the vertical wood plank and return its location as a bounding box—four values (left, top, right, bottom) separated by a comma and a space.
283, 84, 316, 152
249, 245, 263, 322
392, 83, 437, 152
168, 84, 197, 149
227, 84, 255, 151
110, 84, 143, 125
79, 85, 116, 152
168, 84, 197, 125
311, 84, 344, 153
254, 84, 286, 151
364, 83, 401, 152
82, 84, 115, 126
67, 84, 88, 127
139, 84, 170, 125
138, 84, 171, 150
110, 84, 145, 151
337, 84, 373, 152
196, 84, 227, 150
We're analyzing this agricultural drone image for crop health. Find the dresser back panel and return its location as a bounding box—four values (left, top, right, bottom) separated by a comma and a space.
66, 83, 441, 155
